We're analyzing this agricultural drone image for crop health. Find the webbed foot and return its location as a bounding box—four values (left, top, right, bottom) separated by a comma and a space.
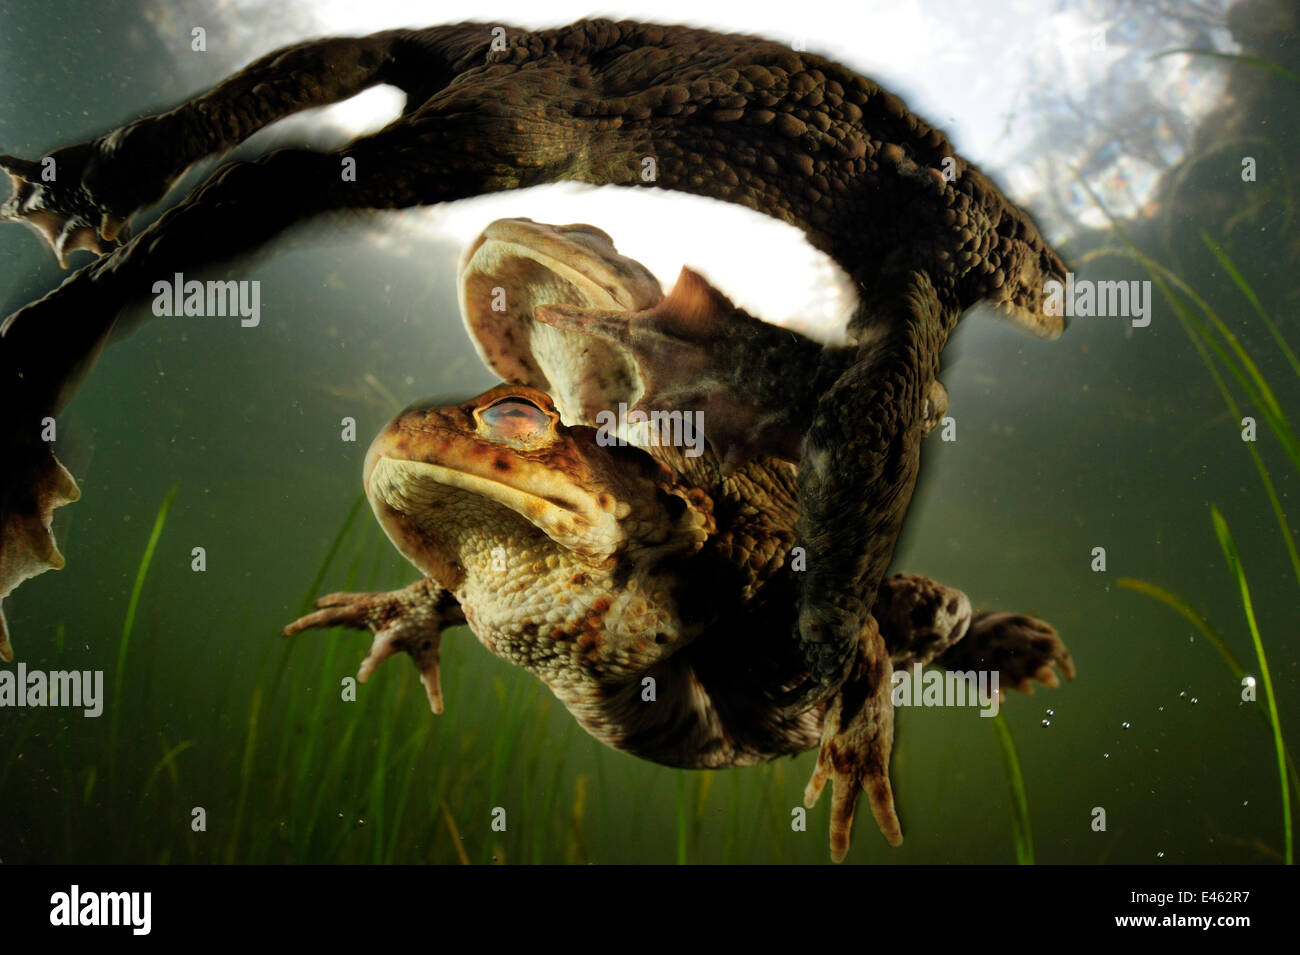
803, 615, 901, 861
938, 610, 1075, 698
812, 575, 1072, 860
0, 445, 80, 662
0, 146, 131, 268
283, 578, 465, 714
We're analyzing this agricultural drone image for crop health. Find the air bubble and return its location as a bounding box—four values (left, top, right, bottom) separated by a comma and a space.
1122, 721, 1131, 730
1041, 719, 1051, 728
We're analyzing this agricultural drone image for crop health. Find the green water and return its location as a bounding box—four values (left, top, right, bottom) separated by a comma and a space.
0, 1, 1295, 864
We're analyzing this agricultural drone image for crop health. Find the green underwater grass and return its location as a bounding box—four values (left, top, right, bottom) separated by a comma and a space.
1151, 48, 1300, 85
1083, 180, 1295, 864
1210, 506, 1293, 864
108, 481, 177, 790
67, 489, 680, 863
990, 713, 1034, 865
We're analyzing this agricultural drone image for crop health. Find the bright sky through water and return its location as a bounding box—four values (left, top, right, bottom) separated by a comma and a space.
145, 0, 1234, 337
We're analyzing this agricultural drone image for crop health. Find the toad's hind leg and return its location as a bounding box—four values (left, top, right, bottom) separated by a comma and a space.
809, 573, 1071, 861
0, 28, 487, 267
803, 614, 898, 862
787, 270, 956, 712
807, 573, 969, 862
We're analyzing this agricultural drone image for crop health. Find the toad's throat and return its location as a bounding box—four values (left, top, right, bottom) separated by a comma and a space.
367, 456, 621, 567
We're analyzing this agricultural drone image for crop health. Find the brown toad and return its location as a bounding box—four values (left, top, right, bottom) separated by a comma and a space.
285, 219, 1073, 861
0, 20, 1076, 858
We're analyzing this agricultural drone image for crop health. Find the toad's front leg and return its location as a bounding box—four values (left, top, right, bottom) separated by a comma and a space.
283, 577, 465, 713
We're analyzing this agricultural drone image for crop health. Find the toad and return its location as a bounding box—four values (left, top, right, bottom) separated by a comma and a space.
285, 219, 1073, 860
0, 21, 1076, 859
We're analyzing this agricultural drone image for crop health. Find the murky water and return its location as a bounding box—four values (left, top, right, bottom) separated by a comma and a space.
0, 0, 1295, 864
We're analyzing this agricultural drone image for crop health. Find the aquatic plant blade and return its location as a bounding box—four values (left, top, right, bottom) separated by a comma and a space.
991, 713, 1034, 865
1118, 576, 1300, 797
1201, 234, 1300, 379
1151, 48, 1300, 84
1210, 507, 1292, 865
109, 483, 177, 770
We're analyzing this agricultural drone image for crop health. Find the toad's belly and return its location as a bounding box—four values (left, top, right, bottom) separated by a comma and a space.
463, 586, 822, 768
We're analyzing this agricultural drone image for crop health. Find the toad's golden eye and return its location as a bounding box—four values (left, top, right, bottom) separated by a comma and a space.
480, 398, 550, 442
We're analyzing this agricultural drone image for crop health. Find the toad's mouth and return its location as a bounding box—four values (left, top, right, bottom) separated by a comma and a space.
366, 455, 622, 586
